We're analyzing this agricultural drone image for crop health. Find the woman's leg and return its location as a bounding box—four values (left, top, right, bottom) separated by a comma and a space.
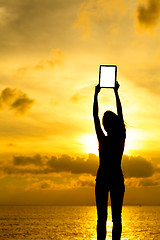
110, 179, 125, 240
95, 181, 108, 240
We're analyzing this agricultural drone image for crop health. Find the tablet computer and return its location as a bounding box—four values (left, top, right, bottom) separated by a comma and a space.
99, 65, 117, 88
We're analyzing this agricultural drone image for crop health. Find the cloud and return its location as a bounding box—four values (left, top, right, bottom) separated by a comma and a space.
47, 153, 98, 176
0, 153, 98, 176
13, 154, 43, 166
76, 175, 95, 188
25, 179, 56, 191
137, 0, 160, 28
25, 175, 95, 191
2, 166, 45, 176
0, 0, 78, 57
74, 0, 126, 37
122, 155, 154, 178
139, 178, 159, 187
70, 93, 87, 103
14, 49, 65, 77
0, 88, 34, 114
11, 96, 34, 114
47, 154, 155, 179
0, 153, 157, 181
0, 6, 14, 27
0, 88, 17, 106
155, 165, 160, 173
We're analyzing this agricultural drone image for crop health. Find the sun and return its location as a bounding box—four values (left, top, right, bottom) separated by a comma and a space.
77, 129, 142, 156
77, 134, 99, 155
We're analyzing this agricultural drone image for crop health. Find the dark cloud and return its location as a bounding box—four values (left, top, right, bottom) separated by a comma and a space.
11, 96, 34, 114
122, 155, 154, 178
0, 153, 157, 180
47, 153, 98, 176
0, 87, 34, 114
139, 178, 159, 187
137, 0, 160, 28
47, 154, 155, 178
40, 181, 52, 189
13, 154, 43, 166
3, 166, 45, 175
25, 176, 95, 191
0, 88, 16, 104
0, 154, 98, 176
155, 166, 160, 173
77, 178, 95, 188
28, 180, 54, 190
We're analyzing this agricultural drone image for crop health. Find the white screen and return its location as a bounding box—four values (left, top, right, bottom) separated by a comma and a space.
100, 66, 116, 88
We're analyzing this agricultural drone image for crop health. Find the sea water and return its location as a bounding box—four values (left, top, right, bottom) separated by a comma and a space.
0, 206, 159, 240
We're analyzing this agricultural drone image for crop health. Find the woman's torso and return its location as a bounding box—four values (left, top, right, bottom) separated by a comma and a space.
96, 134, 125, 183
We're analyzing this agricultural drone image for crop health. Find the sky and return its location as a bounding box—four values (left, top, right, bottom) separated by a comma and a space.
0, 0, 160, 205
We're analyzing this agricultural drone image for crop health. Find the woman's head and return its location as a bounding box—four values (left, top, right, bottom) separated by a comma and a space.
102, 110, 125, 136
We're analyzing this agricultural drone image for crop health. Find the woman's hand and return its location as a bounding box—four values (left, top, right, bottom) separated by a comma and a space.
114, 81, 120, 92
95, 84, 100, 95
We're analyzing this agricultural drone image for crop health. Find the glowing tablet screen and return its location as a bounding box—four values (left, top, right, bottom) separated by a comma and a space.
99, 65, 117, 88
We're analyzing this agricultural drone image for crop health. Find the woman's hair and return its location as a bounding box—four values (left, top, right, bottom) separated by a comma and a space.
102, 110, 126, 137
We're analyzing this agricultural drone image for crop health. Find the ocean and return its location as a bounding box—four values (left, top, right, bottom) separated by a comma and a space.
0, 206, 159, 239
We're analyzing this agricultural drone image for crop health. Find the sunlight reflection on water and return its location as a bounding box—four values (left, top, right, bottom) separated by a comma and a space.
0, 206, 159, 239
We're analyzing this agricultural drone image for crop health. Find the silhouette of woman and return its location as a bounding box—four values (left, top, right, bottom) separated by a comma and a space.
93, 81, 126, 240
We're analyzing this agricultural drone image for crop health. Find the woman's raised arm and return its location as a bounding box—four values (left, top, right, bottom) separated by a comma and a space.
114, 81, 124, 122
93, 84, 104, 140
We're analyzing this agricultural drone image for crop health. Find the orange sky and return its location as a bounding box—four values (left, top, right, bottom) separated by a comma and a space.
0, 0, 160, 205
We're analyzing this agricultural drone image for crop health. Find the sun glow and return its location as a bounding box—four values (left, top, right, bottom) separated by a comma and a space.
124, 128, 145, 154
78, 129, 143, 156
77, 134, 99, 155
